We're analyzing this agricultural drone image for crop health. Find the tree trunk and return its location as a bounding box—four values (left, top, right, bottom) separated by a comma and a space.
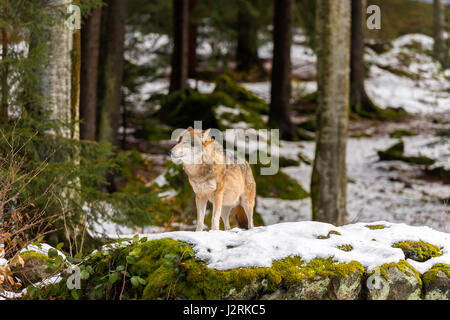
433, 0, 446, 67
1, 26, 8, 124
97, 0, 127, 146
236, 0, 260, 72
80, 7, 102, 141
311, 0, 351, 226
350, 0, 379, 115
169, 0, 189, 93
269, 0, 295, 141
39, 0, 75, 139
188, 0, 197, 78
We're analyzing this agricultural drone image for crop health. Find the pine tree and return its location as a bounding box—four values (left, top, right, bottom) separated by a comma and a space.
97, 0, 127, 146
80, 6, 102, 141
433, 0, 446, 67
169, 0, 189, 92
350, 0, 380, 116
269, 0, 295, 140
311, 0, 351, 226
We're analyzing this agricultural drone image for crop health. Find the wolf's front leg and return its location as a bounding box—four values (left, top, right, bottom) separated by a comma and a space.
195, 196, 207, 231
211, 191, 224, 231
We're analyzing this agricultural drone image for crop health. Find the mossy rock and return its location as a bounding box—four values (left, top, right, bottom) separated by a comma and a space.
392, 241, 443, 262
213, 75, 269, 115
153, 89, 222, 129
366, 260, 422, 300
377, 141, 435, 166
317, 230, 341, 239
12, 251, 62, 285
389, 129, 416, 139
30, 238, 364, 300
365, 224, 388, 230
251, 163, 309, 200
278, 156, 300, 168
298, 118, 316, 132
423, 264, 450, 300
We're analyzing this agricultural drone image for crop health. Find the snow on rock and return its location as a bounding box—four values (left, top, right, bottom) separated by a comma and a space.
117, 221, 449, 273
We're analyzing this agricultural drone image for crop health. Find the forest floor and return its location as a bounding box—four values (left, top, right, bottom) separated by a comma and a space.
93, 31, 449, 237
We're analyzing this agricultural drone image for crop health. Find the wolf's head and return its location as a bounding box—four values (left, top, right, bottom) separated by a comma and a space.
170, 127, 215, 165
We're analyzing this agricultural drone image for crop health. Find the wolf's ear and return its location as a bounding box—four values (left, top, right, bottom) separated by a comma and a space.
187, 126, 193, 131
202, 128, 211, 142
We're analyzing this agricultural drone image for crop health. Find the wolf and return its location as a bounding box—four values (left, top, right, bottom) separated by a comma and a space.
170, 127, 256, 231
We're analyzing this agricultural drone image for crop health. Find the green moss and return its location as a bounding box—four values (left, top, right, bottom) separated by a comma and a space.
365, 224, 388, 230
298, 118, 316, 132
377, 141, 435, 166
213, 75, 269, 115
422, 264, 450, 285
252, 163, 309, 200
350, 133, 373, 138
372, 260, 422, 286
317, 230, 342, 239
392, 241, 443, 262
32, 239, 365, 300
279, 157, 300, 168
296, 128, 315, 141
337, 244, 353, 252
390, 129, 416, 138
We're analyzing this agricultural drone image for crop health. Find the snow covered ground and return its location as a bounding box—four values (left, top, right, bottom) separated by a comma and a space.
107, 220, 450, 273
258, 134, 450, 232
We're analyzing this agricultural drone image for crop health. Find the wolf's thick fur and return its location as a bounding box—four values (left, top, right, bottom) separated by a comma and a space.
171, 127, 256, 231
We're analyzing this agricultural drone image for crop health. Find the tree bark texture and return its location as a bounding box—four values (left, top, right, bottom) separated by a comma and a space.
80, 7, 102, 141
311, 0, 351, 226
169, 0, 189, 92
269, 0, 295, 140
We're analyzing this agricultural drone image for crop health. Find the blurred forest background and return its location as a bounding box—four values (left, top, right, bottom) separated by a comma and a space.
0, 0, 449, 293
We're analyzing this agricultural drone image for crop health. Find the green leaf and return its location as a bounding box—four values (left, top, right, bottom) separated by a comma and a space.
132, 234, 139, 243
116, 265, 125, 272
71, 290, 80, 300
47, 248, 58, 258
130, 276, 140, 287
56, 242, 64, 250
126, 255, 137, 264
109, 272, 120, 285
80, 270, 90, 280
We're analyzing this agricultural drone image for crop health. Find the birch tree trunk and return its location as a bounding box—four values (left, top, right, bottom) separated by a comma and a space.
433, 0, 446, 67
269, 0, 295, 140
311, 0, 351, 226
40, 0, 76, 139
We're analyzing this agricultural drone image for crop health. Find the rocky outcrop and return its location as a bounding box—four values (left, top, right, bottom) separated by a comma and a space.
26, 237, 450, 300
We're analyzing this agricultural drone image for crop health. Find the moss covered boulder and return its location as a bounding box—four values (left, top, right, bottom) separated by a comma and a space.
25, 221, 450, 300
423, 264, 450, 300
366, 260, 422, 300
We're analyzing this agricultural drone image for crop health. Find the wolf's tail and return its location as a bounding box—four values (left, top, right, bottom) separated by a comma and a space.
231, 205, 248, 229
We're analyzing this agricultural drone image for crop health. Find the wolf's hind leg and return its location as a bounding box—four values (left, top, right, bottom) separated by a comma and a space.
221, 206, 232, 230
241, 197, 254, 229
195, 196, 207, 231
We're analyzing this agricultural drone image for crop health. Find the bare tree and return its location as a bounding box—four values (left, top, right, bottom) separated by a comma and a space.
269, 0, 295, 140
311, 0, 351, 226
